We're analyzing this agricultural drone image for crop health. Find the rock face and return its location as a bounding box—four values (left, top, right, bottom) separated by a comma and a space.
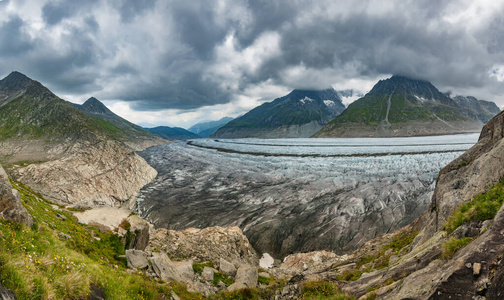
0, 164, 32, 226
147, 226, 258, 267
14, 140, 157, 207
417, 110, 504, 245
213, 88, 345, 138
150, 252, 195, 283
0, 72, 157, 207
452, 95, 501, 123
314, 76, 484, 137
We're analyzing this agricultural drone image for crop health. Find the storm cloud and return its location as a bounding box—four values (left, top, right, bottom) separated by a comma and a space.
0, 0, 503, 126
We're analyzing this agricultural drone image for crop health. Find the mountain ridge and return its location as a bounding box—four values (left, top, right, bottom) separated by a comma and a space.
72, 97, 168, 151
314, 75, 485, 137
213, 88, 346, 138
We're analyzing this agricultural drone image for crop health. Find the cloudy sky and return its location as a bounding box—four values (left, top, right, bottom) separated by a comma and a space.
0, 0, 503, 128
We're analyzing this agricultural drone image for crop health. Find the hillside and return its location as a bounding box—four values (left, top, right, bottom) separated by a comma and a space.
146, 126, 200, 140
212, 88, 345, 138
188, 117, 233, 137
0, 71, 156, 207
73, 97, 167, 151
314, 76, 484, 137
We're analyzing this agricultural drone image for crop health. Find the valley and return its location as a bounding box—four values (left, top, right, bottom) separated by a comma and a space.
136, 134, 478, 258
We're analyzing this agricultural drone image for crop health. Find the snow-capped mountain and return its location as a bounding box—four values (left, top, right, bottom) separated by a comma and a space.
212, 88, 345, 138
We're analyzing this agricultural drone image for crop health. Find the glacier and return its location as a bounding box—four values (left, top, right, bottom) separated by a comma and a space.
136, 133, 479, 258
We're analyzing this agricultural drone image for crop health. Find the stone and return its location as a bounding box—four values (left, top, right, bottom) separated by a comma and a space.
125, 214, 150, 251
235, 266, 258, 287
259, 253, 274, 269
227, 282, 247, 292
58, 232, 71, 240
0, 282, 16, 300
56, 213, 66, 220
219, 258, 237, 277
259, 272, 271, 278
201, 267, 216, 281
216, 281, 226, 289
149, 252, 195, 282
473, 263, 482, 276
126, 249, 148, 270
170, 292, 180, 300
0, 164, 33, 226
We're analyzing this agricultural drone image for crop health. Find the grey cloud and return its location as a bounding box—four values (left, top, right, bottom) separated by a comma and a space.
0, 16, 33, 56
1, 0, 504, 112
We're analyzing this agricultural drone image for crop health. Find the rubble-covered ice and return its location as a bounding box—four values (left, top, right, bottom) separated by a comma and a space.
136, 134, 478, 258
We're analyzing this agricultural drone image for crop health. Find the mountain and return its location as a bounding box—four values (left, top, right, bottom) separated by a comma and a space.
212, 88, 346, 138
188, 117, 233, 137
314, 76, 484, 137
0, 71, 157, 206
146, 126, 200, 140
452, 95, 501, 123
72, 97, 167, 151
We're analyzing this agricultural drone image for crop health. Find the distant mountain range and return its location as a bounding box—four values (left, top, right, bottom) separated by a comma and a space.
314, 76, 499, 137
145, 126, 200, 140
188, 117, 233, 137
72, 97, 166, 151
212, 88, 346, 138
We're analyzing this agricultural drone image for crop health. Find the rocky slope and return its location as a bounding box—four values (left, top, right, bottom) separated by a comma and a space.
0, 71, 157, 207
213, 88, 345, 138
314, 76, 485, 137
73, 97, 168, 151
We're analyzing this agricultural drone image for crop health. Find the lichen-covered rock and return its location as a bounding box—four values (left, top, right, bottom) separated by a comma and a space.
235, 266, 258, 287
126, 249, 148, 270
271, 250, 349, 279
149, 252, 195, 283
148, 226, 258, 267
0, 164, 33, 226
219, 258, 237, 277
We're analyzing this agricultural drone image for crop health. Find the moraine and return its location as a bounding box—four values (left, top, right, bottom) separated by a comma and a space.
136, 134, 478, 258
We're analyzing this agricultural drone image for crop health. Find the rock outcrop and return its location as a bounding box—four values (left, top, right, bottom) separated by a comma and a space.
0, 164, 32, 226
147, 226, 259, 267
13, 140, 157, 207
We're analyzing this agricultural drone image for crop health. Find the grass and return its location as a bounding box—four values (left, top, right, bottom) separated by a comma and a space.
441, 237, 474, 259
334, 229, 418, 282
301, 281, 355, 300
0, 179, 175, 299
258, 275, 273, 285
443, 178, 504, 234
212, 272, 234, 286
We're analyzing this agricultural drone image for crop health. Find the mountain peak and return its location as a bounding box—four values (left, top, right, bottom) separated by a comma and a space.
0, 71, 33, 91
81, 97, 112, 115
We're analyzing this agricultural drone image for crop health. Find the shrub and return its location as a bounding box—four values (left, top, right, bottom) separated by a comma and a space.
443, 179, 504, 234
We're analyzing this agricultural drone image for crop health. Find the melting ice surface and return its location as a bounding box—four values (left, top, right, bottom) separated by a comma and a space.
137, 133, 479, 258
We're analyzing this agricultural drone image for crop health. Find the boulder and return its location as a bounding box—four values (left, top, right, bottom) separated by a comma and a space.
0, 282, 16, 300
219, 258, 237, 277
149, 252, 195, 282
201, 267, 216, 281
126, 249, 148, 270
148, 226, 258, 267
0, 164, 33, 226
227, 282, 247, 292
125, 214, 150, 250
235, 266, 258, 287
